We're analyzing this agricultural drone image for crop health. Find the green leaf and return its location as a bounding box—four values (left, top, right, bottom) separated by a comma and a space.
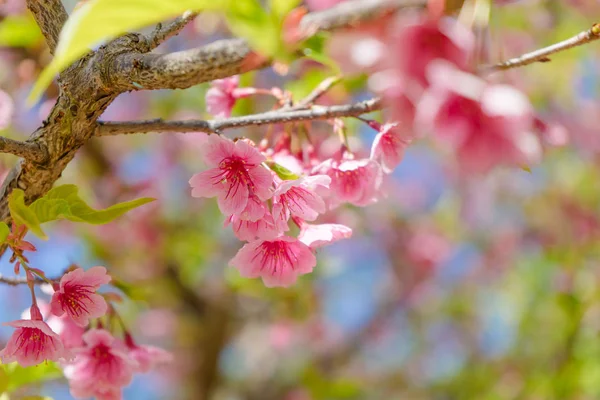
29, 0, 231, 103
225, 0, 280, 58
0, 15, 43, 48
270, 0, 301, 18
7, 190, 46, 240
29, 184, 155, 225
0, 367, 8, 394
0, 223, 9, 244
1, 362, 62, 393
266, 161, 300, 180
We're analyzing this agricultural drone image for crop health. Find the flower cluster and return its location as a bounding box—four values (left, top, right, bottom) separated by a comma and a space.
0, 246, 171, 399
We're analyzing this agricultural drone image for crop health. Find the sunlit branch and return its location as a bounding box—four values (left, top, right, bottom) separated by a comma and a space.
0, 137, 48, 163
147, 11, 198, 51
0, 275, 50, 286
25, 0, 68, 55
485, 23, 600, 72
293, 76, 342, 109
95, 97, 382, 136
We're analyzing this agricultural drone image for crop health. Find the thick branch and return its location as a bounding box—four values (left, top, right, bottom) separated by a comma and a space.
0, 137, 48, 163
486, 23, 600, 72
95, 98, 382, 136
109, 0, 426, 92
25, 0, 68, 54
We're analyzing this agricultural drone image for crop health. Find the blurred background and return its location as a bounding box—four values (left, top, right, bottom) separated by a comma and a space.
3, 0, 600, 399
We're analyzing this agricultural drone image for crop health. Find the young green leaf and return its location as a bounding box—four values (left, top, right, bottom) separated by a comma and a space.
266, 161, 300, 180
0, 222, 9, 244
29, 184, 155, 225
270, 0, 301, 19
7, 189, 47, 240
29, 0, 231, 104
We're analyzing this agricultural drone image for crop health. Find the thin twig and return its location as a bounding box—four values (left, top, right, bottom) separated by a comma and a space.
95, 97, 382, 136
147, 11, 198, 50
485, 23, 600, 72
294, 76, 342, 109
0, 137, 48, 163
0, 275, 50, 286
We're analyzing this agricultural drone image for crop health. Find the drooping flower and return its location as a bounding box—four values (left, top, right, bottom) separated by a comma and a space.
206, 76, 257, 118
416, 62, 540, 172
124, 334, 172, 373
225, 211, 280, 242
229, 236, 317, 287
50, 266, 111, 327
298, 223, 353, 249
189, 135, 273, 216
64, 329, 136, 400
369, 122, 411, 173
315, 158, 382, 208
0, 306, 70, 367
272, 175, 331, 231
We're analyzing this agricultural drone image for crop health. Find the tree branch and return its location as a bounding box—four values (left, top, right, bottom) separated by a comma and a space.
294, 76, 342, 109
486, 23, 600, 72
108, 0, 426, 92
147, 11, 198, 51
25, 0, 68, 55
0, 137, 48, 163
0, 275, 49, 286
95, 97, 382, 136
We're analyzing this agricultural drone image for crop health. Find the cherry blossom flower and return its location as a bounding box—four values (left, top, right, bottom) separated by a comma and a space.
50, 266, 111, 327
230, 236, 317, 287
124, 334, 172, 373
0, 305, 70, 367
417, 62, 540, 172
64, 329, 136, 400
369, 122, 411, 173
225, 211, 280, 242
298, 223, 353, 249
315, 158, 382, 208
189, 135, 273, 216
272, 175, 331, 231
206, 76, 257, 118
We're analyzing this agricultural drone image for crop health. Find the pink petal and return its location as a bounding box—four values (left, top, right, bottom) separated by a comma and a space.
189, 169, 222, 198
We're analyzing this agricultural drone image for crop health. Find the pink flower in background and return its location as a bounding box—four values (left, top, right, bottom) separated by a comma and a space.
316, 158, 382, 208
65, 329, 135, 400
47, 314, 86, 349
50, 266, 111, 327
305, 0, 345, 11
298, 223, 353, 249
370, 122, 411, 173
225, 212, 280, 241
417, 62, 540, 172
0, 89, 14, 130
230, 236, 316, 287
206, 75, 256, 118
124, 335, 172, 373
0, 306, 70, 367
272, 175, 331, 231
190, 135, 273, 215
190, 135, 273, 216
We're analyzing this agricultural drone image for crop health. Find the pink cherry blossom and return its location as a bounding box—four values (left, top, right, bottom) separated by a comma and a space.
229, 236, 317, 287
225, 211, 280, 241
50, 266, 111, 327
417, 62, 540, 173
0, 306, 70, 367
47, 313, 86, 349
189, 135, 273, 216
315, 158, 382, 208
64, 329, 135, 400
272, 175, 331, 232
369, 122, 411, 173
0, 89, 13, 130
206, 76, 257, 118
298, 223, 353, 249
124, 335, 172, 373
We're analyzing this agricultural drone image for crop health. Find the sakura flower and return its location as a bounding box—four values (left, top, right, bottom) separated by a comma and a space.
189, 135, 273, 216
64, 329, 136, 400
22, 299, 84, 349
315, 158, 382, 208
225, 211, 280, 241
206, 76, 256, 118
0, 306, 70, 367
125, 334, 172, 373
230, 236, 317, 287
417, 62, 540, 173
369, 122, 411, 173
298, 223, 353, 249
50, 266, 111, 327
272, 175, 331, 232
